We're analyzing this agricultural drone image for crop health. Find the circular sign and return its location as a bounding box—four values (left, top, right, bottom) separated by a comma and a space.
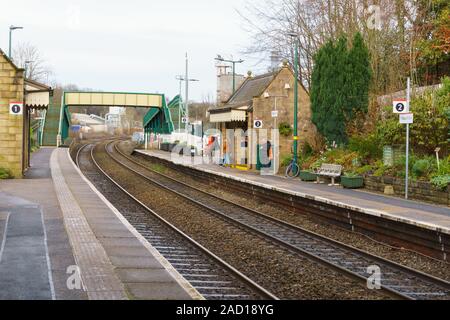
254, 120, 263, 129
12, 104, 21, 113
9, 102, 23, 115
395, 103, 405, 113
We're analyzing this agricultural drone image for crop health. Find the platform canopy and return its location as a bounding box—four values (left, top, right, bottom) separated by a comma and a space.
25, 79, 53, 109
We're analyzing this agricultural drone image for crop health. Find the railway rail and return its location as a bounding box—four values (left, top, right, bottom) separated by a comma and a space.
106, 140, 450, 300
76, 141, 278, 300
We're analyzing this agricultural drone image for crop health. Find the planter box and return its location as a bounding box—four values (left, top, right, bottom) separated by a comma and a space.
299, 171, 317, 182
341, 176, 364, 189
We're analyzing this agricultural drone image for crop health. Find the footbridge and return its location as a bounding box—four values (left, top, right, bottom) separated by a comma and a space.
58, 91, 173, 145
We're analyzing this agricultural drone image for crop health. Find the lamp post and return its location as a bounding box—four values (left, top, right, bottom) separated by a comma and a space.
288, 33, 299, 174
176, 75, 199, 131
9, 25, 23, 58
215, 55, 244, 94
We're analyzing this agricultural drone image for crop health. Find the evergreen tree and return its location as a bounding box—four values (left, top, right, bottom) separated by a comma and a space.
311, 32, 371, 146
347, 32, 371, 118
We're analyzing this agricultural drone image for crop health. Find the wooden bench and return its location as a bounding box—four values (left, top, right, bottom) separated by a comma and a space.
315, 164, 342, 186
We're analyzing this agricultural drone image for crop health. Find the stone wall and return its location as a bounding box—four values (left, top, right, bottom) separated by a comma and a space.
365, 176, 449, 205
251, 66, 320, 157
0, 52, 24, 178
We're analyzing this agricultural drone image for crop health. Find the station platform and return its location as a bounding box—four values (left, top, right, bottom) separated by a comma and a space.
136, 149, 450, 236
0, 147, 200, 300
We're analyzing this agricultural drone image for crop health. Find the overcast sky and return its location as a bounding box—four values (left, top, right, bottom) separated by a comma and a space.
0, 0, 270, 102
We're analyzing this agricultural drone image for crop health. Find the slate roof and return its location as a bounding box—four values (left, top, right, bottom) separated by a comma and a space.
210, 71, 277, 113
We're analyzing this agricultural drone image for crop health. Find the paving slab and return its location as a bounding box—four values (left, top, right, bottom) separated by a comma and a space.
0, 148, 86, 300
52, 148, 202, 300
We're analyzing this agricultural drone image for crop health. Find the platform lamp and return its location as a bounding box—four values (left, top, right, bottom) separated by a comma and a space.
9, 25, 23, 58
287, 32, 299, 174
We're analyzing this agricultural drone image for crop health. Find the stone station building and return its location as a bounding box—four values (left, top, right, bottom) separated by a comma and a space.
0, 49, 52, 177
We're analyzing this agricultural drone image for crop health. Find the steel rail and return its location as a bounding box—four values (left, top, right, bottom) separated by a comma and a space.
109, 141, 450, 300
83, 140, 279, 300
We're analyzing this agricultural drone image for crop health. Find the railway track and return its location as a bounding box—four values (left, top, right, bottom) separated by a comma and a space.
106, 140, 450, 300
76, 142, 278, 300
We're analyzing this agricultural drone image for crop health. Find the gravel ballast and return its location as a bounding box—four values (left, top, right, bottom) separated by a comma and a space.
93, 141, 391, 300
127, 146, 450, 282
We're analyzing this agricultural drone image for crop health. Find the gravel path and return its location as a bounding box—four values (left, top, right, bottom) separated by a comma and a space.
127, 145, 450, 282
95, 141, 390, 300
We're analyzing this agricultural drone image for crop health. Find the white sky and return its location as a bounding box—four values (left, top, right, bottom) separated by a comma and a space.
0, 0, 270, 101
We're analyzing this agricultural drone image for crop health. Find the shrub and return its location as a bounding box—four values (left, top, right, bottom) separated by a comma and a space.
278, 122, 293, 137
301, 142, 314, 157
435, 157, 450, 176
375, 79, 449, 154
373, 165, 389, 177
431, 175, 450, 190
412, 159, 432, 178
0, 168, 13, 179
344, 171, 360, 178
355, 165, 373, 176
348, 134, 382, 162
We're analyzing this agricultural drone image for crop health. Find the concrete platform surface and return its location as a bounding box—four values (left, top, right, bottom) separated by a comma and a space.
137, 149, 450, 235
0, 147, 201, 300
0, 148, 86, 300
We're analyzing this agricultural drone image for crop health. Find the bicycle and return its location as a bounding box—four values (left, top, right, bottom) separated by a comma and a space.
285, 158, 300, 178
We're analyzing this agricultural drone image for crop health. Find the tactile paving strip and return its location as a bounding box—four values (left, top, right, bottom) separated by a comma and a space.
50, 149, 128, 300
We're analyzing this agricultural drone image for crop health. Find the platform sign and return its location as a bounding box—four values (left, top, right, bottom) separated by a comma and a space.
393, 99, 409, 114
399, 113, 414, 124
9, 102, 23, 115
254, 120, 263, 129
271, 110, 279, 118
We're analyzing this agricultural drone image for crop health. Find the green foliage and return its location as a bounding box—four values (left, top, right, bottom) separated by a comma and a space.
373, 165, 390, 177
0, 168, 13, 179
376, 77, 450, 153
150, 164, 167, 174
278, 122, 293, 137
281, 154, 293, 167
431, 175, 450, 190
301, 142, 314, 157
344, 171, 360, 178
348, 134, 382, 162
435, 157, 450, 176
355, 165, 373, 176
306, 148, 358, 171
311, 32, 371, 146
412, 159, 432, 177
347, 33, 371, 117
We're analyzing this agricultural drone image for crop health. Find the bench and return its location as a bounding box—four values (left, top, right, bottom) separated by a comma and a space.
315, 164, 342, 186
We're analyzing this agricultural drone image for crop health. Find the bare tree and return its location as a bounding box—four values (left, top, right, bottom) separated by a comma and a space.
12, 42, 52, 83
238, 0, 436, 94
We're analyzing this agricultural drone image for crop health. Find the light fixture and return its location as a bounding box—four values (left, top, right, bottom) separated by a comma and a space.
284, 83, 291, 90
263, 92, 270, 98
